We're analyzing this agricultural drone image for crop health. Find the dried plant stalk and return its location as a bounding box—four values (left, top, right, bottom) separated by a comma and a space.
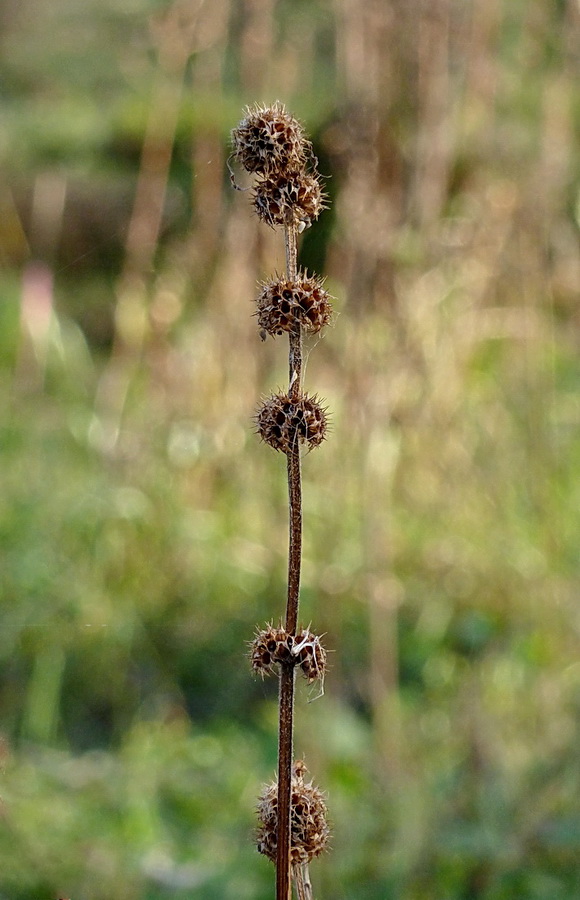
231, 102, 332, 900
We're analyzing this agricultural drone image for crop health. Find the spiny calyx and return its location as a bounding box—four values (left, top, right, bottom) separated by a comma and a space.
231, 101, 310, 176
250, 624, 327, 684
256, 392, 328, 453
256, 761, 330, 865
256, 272, 333, 337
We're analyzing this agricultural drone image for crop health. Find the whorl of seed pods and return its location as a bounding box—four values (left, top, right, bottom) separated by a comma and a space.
253, 171, 325, 230
256, 273, 333, 337
231, 102, 309, 176
256, 392, 328, 453
257, 763, 330, 865
250, 624, 327, 684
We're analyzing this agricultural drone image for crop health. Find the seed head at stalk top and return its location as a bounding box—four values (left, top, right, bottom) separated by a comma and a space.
231, 101, 311, 176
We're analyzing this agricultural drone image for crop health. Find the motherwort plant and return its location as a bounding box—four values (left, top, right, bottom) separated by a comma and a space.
231, 103, 333, 900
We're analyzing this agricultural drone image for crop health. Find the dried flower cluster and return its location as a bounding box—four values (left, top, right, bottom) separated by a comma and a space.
256, 392, 328, 453
231, 101, 310, 175
253, 170, 325, 230
257, 762, 330, 865
231, 101, 332, 344
256, 273, 333, 337
250, 624, 327, 684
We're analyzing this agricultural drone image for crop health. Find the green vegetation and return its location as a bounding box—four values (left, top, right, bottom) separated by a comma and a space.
1, 0, 580, 898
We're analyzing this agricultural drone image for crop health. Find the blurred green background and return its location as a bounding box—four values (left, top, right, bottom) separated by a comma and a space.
1, 0, 580, 897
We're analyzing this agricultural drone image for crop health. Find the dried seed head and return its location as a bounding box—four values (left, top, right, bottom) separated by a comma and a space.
256, 273, 334, 337
250, 624, 327, 684
253, 171, 326, 229
256, 765, 330, 864
231, 102, 309, 176
292, 628, 327, 684
256, 392, 328, 453
249, 623, 293, 677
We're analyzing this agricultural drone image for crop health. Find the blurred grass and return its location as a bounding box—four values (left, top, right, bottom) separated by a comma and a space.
1, 0, 580, 897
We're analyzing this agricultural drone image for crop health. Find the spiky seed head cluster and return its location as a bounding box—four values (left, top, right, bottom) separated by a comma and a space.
250, 623, 292, 676
250, 624, 327, 684
253, 171, 326, 229
231, 102, 309, 175
256, 392, 327, 453
231, 102, 325, 232
257, 763, 330, 864
256, 273, 333, 337
295, 631, 327, 683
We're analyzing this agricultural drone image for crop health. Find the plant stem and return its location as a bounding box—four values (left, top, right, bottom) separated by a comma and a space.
284, 224, 302, 634
285, 222, 302, 399
276, 662, 295, 900
286, 444, 302, 634
276, 222, 303, 900
284, 221, 298, 281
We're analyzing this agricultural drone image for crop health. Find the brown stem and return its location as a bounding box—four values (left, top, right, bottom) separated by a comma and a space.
284, 221, 298, 279
284, 223, 302, 631
276, 662, 295, 900
286, 446, 302, 633
276, 221, 303, 900
286, 222, 302, 399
